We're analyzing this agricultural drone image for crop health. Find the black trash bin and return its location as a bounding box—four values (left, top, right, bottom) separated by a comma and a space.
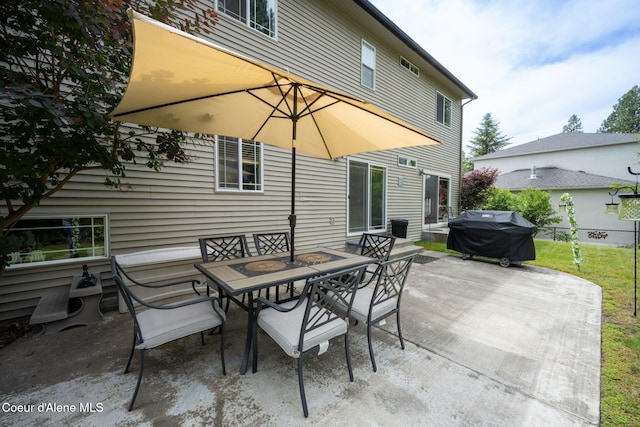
391, 219, 409, 238
447, 210, 536, 267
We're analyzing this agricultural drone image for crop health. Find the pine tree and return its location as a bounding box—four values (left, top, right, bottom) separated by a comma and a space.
461, 151, 474, 172
599, 85, 640, 133
562, 114, 583, 133
468, 113, 511, 158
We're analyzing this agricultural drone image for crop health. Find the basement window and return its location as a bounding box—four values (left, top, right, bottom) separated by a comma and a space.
5, 216, 108, 268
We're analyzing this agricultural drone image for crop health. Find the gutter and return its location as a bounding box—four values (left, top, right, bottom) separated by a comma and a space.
458, 97, 476, 214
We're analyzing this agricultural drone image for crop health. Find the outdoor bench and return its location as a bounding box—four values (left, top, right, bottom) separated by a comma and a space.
114, 246, 205, 312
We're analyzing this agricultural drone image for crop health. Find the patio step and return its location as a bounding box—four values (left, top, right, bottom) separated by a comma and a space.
422, 226, 449, 243
345, 236, 423, 259
389, 243, 423, 259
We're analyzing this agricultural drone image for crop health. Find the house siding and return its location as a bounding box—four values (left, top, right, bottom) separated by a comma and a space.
0, 0, 471, 321
476, 142, 638, 181
474, 135, 637, 246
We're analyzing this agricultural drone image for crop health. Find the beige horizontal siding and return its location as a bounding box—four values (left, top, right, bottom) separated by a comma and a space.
0, 0, 468, 321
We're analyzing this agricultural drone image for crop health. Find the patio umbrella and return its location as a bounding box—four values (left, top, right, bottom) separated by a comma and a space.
110, 10, 441, 260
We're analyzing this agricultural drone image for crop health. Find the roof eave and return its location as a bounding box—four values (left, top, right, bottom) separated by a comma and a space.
353, 0, 478, 100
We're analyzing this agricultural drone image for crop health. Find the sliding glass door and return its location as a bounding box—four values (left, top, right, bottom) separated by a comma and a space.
423, 173, 450, 225
348, 160, 386, 234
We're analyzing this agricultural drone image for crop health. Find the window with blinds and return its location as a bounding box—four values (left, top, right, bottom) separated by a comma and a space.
216, 136, 263, 191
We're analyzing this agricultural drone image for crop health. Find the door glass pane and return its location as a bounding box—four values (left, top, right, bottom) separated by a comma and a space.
349, 161, 367, 233
369, 165, 386, 230
424, 175, 438, 224
438, 177, 450, 222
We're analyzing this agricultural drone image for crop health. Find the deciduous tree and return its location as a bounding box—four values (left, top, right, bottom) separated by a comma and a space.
461, 167, 498, 211
0, 0, 217, 274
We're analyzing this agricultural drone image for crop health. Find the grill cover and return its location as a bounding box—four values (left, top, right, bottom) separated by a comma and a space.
447, 210, 536, 261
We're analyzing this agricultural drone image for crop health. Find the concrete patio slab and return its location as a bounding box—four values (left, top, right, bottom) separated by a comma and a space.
0, 251, 601, 426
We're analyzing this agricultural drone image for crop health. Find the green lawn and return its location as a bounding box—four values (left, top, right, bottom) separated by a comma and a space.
417, 239, 640, 426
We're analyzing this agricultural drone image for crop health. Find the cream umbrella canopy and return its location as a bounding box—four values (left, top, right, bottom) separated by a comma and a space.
110, 10, 441, 260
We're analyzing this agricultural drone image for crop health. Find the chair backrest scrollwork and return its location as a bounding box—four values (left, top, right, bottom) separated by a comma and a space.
358, 233, 396, 261
253, 232, 291, 255
199, 235, 251, 262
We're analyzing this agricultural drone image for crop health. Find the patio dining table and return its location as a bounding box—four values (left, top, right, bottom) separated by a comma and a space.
195, 247, 373, 374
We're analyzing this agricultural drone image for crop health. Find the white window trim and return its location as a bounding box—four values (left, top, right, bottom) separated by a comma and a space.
436, 91, 452, 128
346, 157, 388, 236
361, 39, 376, 90
398, 156, 418, 168
5, 214, 109, 269
400, 56, 419, 76
216, 0, 278, 39
214, 136, 264, 193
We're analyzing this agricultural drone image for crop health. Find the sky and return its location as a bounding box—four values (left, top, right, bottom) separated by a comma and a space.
368, 0, 640, 152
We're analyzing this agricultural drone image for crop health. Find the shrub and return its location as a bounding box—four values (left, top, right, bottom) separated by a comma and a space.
461, 167, 499, 211
482, 187, 561, 234
483, 187, 517, 211
517, 188, 562, 230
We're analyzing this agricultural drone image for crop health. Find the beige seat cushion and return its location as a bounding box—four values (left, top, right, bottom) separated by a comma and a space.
258, 298, 347, 358
136, 299, 225, 349
346, 287, 396, 324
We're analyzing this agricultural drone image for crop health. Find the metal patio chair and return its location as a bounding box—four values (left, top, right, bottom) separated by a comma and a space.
111, 257, 226, 410
199, 235, 252, 309
347, 254, 415, 372
199, 235, 252, 262
253, 231, 294, 299
251, 264, 367, 417
253, 231, 291, 256
358, 232, 396, 260
357, 233, 396, 284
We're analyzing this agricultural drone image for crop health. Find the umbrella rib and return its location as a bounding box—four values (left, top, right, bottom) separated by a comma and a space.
111, 84, 287, 118
246, 78, 297, 140
317, 89, 440, 141
298, 91, 336, 158
246, 84, 295, 119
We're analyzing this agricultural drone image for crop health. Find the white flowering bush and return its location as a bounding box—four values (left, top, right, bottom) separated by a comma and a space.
560, 193, 582, 269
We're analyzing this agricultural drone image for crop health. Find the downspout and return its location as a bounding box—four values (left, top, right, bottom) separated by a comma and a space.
458, 96, 477, 215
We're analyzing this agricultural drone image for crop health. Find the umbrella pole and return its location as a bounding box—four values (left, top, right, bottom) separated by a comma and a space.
289, 88, 299, 262
289, 145, 296, 262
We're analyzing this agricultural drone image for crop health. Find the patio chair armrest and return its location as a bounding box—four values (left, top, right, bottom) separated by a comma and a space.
211, 300, 226, 319
128, 292, 216, 310
255, 296, 304, 313
136, 278, 203, 295
141, 278, 201, 289
358, 262, 383, 288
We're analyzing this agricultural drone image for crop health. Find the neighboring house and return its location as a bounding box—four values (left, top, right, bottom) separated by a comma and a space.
474, 133, 640, 246
1, 0, 476, 321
